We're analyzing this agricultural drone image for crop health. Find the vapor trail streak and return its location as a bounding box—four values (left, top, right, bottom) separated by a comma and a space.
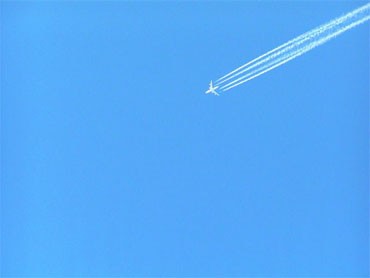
215, 3, 370, 93
221, 13, 370, 91
215, 4, 364, 85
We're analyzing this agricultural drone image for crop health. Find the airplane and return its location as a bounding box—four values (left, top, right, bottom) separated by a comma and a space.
205, 81, 220, 96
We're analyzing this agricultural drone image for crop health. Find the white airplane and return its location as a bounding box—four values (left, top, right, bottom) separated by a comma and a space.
205, 81, 220, 96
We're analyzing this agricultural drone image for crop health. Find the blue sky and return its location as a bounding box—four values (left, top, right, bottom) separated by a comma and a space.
1, 1, 369, 276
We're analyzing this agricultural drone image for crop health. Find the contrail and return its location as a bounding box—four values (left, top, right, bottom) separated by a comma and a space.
222, 13, 370, 91
215, 3, 368, 85
208, 3, 370, 94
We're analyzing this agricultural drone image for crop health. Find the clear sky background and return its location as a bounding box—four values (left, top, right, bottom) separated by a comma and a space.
1, 1, 369, 277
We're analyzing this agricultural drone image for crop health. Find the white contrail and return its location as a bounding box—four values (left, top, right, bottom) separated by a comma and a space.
213, 3, 370, 93
215, 4, 366, 85
221, 13, 370, 91
220, 7, 370, 91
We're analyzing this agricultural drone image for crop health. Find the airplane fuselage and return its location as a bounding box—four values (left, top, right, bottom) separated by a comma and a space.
205, 81, 219, 96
